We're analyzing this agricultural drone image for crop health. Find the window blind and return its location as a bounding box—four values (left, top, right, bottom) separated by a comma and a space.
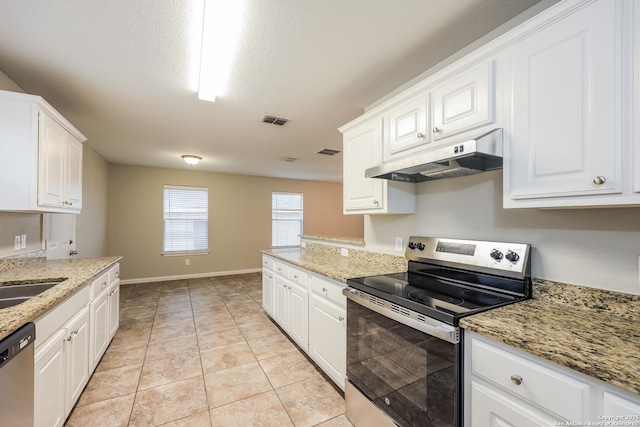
272, 192, 303, 247
163, 185, 209, 254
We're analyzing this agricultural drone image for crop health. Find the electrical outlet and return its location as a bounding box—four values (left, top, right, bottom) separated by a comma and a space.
341, 248, 349, 257
14, 235, 20, 250
301, 241, 306, 249
185, 259, 190, 266
395, 237, 404, 252
20, 235, 26, 249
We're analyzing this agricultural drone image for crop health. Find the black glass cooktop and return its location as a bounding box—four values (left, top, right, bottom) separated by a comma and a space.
346, 267, 528, 325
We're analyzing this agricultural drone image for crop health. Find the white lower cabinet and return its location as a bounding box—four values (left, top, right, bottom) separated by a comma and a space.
89, 270, 120, 372
34, 262, 120, 426
35, 306, 90, 426
466, 332, 640, 426
262, 256, 346, 389
309, 275, 346, 390
270, 258, 310, 352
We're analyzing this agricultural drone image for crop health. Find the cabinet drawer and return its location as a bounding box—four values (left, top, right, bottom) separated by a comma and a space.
471, 337, 590, 421
35, 285, 90, 348
108, 264, 120, 283
289, 266, 309, 287
274, 261, 289, 277
310, 275, 346, 307
90, 272, 109, 299
262, 256, 275, 271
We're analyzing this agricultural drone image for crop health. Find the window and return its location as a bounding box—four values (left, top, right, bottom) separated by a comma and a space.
272, 192, 303, 247
163, 185, 209, 255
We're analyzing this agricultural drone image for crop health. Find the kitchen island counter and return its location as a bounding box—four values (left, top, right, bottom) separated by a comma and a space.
261, 245, 406, 284
461, 279, 640, 396
0, 256, 121, 341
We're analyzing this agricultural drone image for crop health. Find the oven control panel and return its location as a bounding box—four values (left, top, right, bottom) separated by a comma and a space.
405, 236, 530, 278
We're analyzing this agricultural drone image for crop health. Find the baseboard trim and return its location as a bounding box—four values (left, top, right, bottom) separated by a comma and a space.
120, 268, 262, 285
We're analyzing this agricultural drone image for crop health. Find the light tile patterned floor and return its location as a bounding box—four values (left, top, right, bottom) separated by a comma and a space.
66, 273, 353, 427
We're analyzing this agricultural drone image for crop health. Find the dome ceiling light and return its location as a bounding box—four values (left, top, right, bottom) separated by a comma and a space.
182, 155, 202, 165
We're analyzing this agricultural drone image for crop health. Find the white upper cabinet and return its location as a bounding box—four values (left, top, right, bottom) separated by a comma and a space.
385, 92, 431, 160
0, 90, 86, 213
505, 0, 640, 208
432, 60, 495, 141
342, 116, 415, 214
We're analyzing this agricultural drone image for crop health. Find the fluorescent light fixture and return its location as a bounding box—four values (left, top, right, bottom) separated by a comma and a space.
198, 0, 246, 102
182, 155, 202, 165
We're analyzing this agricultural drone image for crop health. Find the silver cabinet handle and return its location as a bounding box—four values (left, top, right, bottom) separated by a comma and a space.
339, 316, 344, 322
63, 335, 72, 342
294, 275, 298, 279
417, 132, 424, 138
69, 250, 78, 256
510, 375, 523, 386
593, 176, 606, 185
322, 287, 327, 293
432, 127, 441, 133
373, 200, 379, 205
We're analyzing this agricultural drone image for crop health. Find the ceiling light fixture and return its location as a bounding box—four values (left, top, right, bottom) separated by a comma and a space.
182, 155, 202, 165
198, 0, 246, 102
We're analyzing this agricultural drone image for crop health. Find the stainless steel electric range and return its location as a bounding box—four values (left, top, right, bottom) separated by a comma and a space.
343, 236, 531, 427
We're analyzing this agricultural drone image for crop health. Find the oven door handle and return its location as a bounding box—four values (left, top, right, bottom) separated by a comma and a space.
343, 287, 460, 344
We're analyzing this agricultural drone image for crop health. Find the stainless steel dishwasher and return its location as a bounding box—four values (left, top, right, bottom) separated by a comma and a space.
0, 322, 35, 427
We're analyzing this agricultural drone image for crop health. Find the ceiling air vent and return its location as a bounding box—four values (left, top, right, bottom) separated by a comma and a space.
281, 157, 298, 162
261, 114, 290, 126
316, 148, 341, 156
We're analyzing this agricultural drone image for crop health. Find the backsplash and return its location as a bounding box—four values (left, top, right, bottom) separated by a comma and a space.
303, 241, 407, 272
0, 251, 46, 274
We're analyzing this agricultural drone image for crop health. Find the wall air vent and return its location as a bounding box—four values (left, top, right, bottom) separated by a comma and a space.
261, 114, 290, 126
316, 148, 341, 156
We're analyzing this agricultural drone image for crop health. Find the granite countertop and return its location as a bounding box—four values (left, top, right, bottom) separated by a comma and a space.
461, 279, 640, 396
300, 234, 366, 246
0, 256, 122, 341
261, 246, 406, 283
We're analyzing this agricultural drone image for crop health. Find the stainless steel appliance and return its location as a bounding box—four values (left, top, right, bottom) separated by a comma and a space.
343, 237, 531, 427
0, 322, 35, 427
365, 128, 503, 182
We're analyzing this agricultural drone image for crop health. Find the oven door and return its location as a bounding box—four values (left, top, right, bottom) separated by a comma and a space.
344, 288, 462, 427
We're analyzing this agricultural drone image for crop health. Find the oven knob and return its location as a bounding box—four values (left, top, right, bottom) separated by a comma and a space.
490, 249, 503, 260
416, 242, 425, 251
505, 251, 520, 263
408, 241, 417, 250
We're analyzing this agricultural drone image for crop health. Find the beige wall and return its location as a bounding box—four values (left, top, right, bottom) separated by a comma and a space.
108, 164, 363, 281
76, 145, 109, 258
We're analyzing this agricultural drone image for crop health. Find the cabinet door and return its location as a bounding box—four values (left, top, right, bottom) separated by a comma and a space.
343, 117, 385, 212
288, 282, 308, 352
471, 381, 561, 427
65, 306, 90, 415
274, 277, 289, 330
510, 0, 621, 200
432, 61, 494, 141
309, 295, 346, 389
108, 281, 120, 340
262, 269, 275, 316
90, 290, 109, 372
603, 392, 640, 417
38, 113, 66, 208
385, 92, 430, 159
35, 329, 67, 427
66, 136, 83, 209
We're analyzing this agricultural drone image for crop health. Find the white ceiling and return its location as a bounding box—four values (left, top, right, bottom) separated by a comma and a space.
0, 0, 543, 182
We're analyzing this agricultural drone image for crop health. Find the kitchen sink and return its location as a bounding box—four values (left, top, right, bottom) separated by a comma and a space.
0, 279, 67, 309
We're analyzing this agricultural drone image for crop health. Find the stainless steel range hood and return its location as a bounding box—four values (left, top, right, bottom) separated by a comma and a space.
365, 128, 503, 183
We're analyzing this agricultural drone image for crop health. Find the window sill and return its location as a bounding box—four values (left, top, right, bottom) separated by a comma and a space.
161, 251, 210, 257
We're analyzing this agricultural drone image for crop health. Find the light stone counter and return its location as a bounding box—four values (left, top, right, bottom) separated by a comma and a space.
460, 279, 640, 396
0, 256, 122, 341
261, 244, 406, 283
300, 234, 366, 246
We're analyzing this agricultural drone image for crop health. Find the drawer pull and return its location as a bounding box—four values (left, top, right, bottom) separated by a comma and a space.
294, 275, 298, 279
322, 287, 327, 293
339, 316, 344, 322
510, 375, 523, 386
